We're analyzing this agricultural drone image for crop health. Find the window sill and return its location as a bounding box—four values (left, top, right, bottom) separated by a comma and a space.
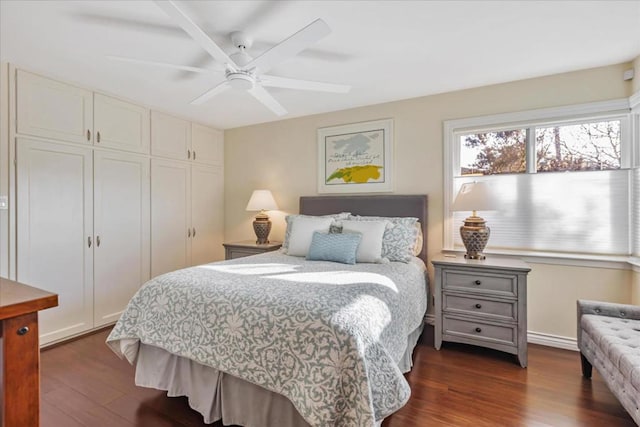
442, 248, 632, 270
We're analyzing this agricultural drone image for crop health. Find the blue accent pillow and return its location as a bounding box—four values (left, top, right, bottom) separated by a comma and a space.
306, 231, 362, 265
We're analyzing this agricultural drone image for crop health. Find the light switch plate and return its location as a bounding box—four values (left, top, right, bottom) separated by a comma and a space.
0, 196, 8, 210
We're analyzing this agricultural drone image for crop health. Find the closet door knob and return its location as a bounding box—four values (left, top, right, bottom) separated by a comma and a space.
192, 228, 196, 237
188, 228, 191, 238
96, 236, 101, 247
88, 236, 92, 248
193, 151, 196, 160
87, 129, 91, 141
187, 150, 191, 159
97, 131, 101, 143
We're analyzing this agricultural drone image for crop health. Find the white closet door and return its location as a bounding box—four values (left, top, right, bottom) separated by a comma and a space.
16, 70, 93, 144
191, 165, 224, 266
151, 111, 191, 161
16, 138, 93, 344
94, 93, 150, 154
93, 150, 150, 327
191, 123, 223, 166
151, 159, 191, 277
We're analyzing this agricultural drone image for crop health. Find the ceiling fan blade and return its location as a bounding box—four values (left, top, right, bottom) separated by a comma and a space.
260, 75, 350, 93
190, 81, 231, 105
153, 0, 238, 70
248, 85, 287, 116
246, 19, 331, 74
106, 56, 221, 73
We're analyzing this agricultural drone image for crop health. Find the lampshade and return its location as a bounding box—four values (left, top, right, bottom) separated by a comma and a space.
451, 182, 498, 213
246, 190, 279, 212
452, 182, 498, 260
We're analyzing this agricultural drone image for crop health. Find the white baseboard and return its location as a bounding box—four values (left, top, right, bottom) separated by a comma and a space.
527, 331, 578, 351
423, 316, 578, 351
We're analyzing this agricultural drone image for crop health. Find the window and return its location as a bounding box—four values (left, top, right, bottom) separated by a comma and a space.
445, 99, 632, 257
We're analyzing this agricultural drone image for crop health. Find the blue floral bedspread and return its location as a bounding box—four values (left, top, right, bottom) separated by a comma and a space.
107, 252, 427, 427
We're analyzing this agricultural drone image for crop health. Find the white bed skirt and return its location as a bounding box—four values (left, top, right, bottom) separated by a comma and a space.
133, 323, 424, 427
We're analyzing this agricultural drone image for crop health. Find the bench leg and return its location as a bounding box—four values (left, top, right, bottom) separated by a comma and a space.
580, 353, 592, 379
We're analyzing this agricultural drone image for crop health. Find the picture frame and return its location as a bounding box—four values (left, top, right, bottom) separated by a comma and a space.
317, 118, 394, 193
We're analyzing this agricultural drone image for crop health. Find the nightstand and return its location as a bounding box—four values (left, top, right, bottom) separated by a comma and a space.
432, 254, 531, 367
223, 240, 282, 260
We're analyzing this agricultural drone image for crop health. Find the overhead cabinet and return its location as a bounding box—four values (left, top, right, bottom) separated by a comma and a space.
151, 111, 223, 165
16, 70, 150, 153
151, 159, 224, 278
16, 138, 150, 344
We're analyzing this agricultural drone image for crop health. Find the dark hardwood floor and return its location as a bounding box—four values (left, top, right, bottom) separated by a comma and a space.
39, 327, 635, 427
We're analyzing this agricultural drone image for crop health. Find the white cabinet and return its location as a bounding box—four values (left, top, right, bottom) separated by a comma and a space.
16, 138, 151, 343
16, 138, 94, 343
94, 93, 150, 154
150, 112, 223, 165
17, 70, 93, 144
151, 159, 191, 277
93, 150, 150, 327
151, 111, 190, 160
16, 70, 150, 153
151, 159, 223, 277
191, 165, 224, 265
192, 123, 224, 166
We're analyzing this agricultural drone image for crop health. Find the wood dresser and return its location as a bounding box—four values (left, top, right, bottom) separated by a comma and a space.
432, 254, 530, 367
1, 278, 58, 426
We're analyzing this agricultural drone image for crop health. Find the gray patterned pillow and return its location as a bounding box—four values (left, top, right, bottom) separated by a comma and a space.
348, 215, 420, 262
282, 212, 350, 251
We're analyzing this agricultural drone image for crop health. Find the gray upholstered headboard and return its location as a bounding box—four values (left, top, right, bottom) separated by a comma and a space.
299, 195, 428, 261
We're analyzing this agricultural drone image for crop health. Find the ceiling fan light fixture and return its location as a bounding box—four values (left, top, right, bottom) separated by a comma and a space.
226, 72, 255, 91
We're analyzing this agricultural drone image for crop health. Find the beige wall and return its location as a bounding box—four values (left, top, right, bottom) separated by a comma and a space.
225, 62, 636, 342
632, 269, 640, 305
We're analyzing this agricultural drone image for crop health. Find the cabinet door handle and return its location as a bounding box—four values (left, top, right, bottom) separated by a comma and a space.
192, 227, 196, 237
87, 129, 91, 141
475, 327, 482, 333
96, 235, 101, 247
97, 131, 101, 143
88, 236, 92, 248
187, 150, 191, 159
17, 326, 30, 336
475, 303, 482, 309
474, 280, 482, 286
193, 151, 196, 160
188, 228, 191, 238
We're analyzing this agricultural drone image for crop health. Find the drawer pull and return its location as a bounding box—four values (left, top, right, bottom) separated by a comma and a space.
475, 303, 482, 309
474, 280, 482, 285
475, 327, 482, 333
17, 326, 29, 336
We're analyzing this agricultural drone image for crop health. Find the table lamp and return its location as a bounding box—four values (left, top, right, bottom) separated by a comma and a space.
246, 190, 279, 244
451, 182, 498, 259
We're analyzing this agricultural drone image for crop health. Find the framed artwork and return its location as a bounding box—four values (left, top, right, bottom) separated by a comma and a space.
317, 118, 394, 193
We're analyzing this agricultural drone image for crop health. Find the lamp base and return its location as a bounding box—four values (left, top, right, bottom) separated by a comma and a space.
460, 215, 490, 260
253, 214, 272, 245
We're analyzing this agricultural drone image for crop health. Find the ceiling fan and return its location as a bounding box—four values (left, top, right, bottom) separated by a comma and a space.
108, 0, 351, 116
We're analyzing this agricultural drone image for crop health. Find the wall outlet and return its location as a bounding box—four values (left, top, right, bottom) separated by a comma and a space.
0, 196, 7, 210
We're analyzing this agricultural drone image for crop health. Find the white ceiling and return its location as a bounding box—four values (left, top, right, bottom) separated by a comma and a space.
2, 1, 639, 130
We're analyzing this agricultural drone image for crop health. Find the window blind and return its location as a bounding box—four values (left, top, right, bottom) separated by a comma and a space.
452, 170, 631, 256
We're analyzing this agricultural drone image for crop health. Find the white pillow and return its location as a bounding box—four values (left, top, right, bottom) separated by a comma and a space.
341, 219, 388, 263
287, 216, 334, 257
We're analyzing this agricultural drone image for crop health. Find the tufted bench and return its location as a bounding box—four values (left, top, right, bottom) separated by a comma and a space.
577, 300, 640, 425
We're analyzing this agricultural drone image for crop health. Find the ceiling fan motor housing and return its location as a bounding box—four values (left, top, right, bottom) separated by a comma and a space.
226, 70, 255, 90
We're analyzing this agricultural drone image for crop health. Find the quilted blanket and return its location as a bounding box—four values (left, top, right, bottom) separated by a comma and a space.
107, 252, 427, 427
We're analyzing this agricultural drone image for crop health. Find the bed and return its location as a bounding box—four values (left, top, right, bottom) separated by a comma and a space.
107, 195, 428, 427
